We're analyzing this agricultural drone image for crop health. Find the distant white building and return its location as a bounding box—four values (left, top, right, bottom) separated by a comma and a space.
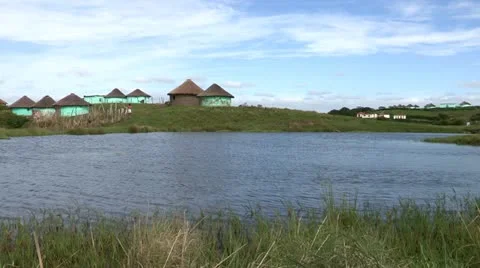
379, 113, 390, 119
393, 114, 407, 120
357, 112, 378, 119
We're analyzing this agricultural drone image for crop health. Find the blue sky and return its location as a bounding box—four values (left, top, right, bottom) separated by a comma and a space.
0, 0, 479, 111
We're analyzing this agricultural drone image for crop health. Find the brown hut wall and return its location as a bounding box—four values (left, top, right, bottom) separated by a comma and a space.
169, 95, 201, 106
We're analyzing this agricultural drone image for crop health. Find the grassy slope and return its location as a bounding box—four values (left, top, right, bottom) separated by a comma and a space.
1, 195, 480, 267
425, 134, 480, 146
380, 107, 480, 120
0, 105, 465, 139
103, 105, 464, 133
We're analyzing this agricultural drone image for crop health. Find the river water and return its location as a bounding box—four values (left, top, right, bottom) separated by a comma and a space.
0, 133, 479, 218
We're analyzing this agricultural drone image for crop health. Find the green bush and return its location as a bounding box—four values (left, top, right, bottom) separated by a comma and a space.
66, 128, 105, 135
470, 113, 480, 122
0, 111, 29, 128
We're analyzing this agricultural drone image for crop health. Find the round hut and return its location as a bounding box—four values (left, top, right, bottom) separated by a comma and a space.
197, 83, 234, 107
105, 88, 127, 103
167, 79, 204, 106
9, 96, 35, 116
84, 95, 105, 104
127, 89, 152, 104
53, 93, 91, 117
32, 95, 56, 117
0, 99, 7, 106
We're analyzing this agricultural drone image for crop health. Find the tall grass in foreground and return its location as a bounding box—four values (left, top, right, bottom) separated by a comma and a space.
2, 194, 480, 267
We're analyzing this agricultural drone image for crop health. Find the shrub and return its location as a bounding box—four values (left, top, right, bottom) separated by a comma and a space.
128, 125, 140, 133
67, 128, 105, 135
470, 113, 480, 122
0, 111, 29, 128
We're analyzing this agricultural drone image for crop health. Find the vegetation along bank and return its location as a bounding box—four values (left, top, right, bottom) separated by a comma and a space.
0, 104, 471, 139
1, 194, 480, 267
424, 134, 480, 146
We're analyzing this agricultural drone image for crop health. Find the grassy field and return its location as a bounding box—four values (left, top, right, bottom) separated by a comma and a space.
1, 194, 480, 267
104, 105, 465, 133
0, 105, 467, 139
425, 134, 480, 146
381, 108, 480, 121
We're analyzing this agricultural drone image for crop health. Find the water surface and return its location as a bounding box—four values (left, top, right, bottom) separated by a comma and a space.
1, 133, 479, 218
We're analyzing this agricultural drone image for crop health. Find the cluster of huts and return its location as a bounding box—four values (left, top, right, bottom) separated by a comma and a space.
0, 79, 235, 117
424, 101, 472, 109
1, 88, 152, 117
167, 79, 234, 107
84, 88, 152, 104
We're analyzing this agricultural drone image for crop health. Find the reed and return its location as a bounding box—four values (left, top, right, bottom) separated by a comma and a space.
1, 193, 480, 267
31, 104, 129, 130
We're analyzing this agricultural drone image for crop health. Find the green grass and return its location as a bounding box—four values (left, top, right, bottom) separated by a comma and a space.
103, 105, 464, 133
0, 128, 8, 139
1, 193, 480, 267
381, 107, 480, 121
0, 105, 467, 139
425, 134, 480, 146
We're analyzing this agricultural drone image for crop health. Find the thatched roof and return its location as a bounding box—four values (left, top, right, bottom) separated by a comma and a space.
460, 101, 471, 105
197, 83, 234, 98
168, 79, 204, 95
32, 95, 56, 108
105, 88, 126, 98
127, 89, 151, 97
9, 96, 35, 108
0, 99, 6, 105
54, 93, 90, 107
425, 103, 436, 107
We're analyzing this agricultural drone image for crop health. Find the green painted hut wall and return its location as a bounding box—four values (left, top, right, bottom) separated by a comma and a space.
34, 108, 56, 116
127, 96, 151, 104
59, 106, 89, 117
105, 97, 126, 103
11, 108, 32, 116
200, 96, 232, 107
84, 96, 105, 104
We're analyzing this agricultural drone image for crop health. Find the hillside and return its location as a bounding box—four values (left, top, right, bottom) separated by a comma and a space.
330, 106, 480, 126
380, 108, 480, 124
103, 105, 464, 133
0, 105, 468, 139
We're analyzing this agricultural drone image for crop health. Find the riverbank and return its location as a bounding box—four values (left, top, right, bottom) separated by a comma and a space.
1, 195, 479, 267
425, 134, 480, 146
0, 105, 467, 139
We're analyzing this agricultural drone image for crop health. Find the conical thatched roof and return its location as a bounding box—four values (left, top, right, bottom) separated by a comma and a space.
0, 99, 7, 105
9, 96, 35, 108
53, 93, 90, 107
197, 83, 234, 98
127, 89, 151, 97
168, 79, 204, 95
105, 88, 126, 98
460, 101, 471, 105
32, 95, 56, 108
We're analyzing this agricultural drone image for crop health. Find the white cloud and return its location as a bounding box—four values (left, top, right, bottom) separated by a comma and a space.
0, 0, 479, 107
254, 92, 275, 98
133, 77, 176, 84
222, 81, 255, 89
57, 69, 91, 78
448, 0, 480, 19
307, 90, 332, 96
389, 0, 435, 20
460, 81, 480, 89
